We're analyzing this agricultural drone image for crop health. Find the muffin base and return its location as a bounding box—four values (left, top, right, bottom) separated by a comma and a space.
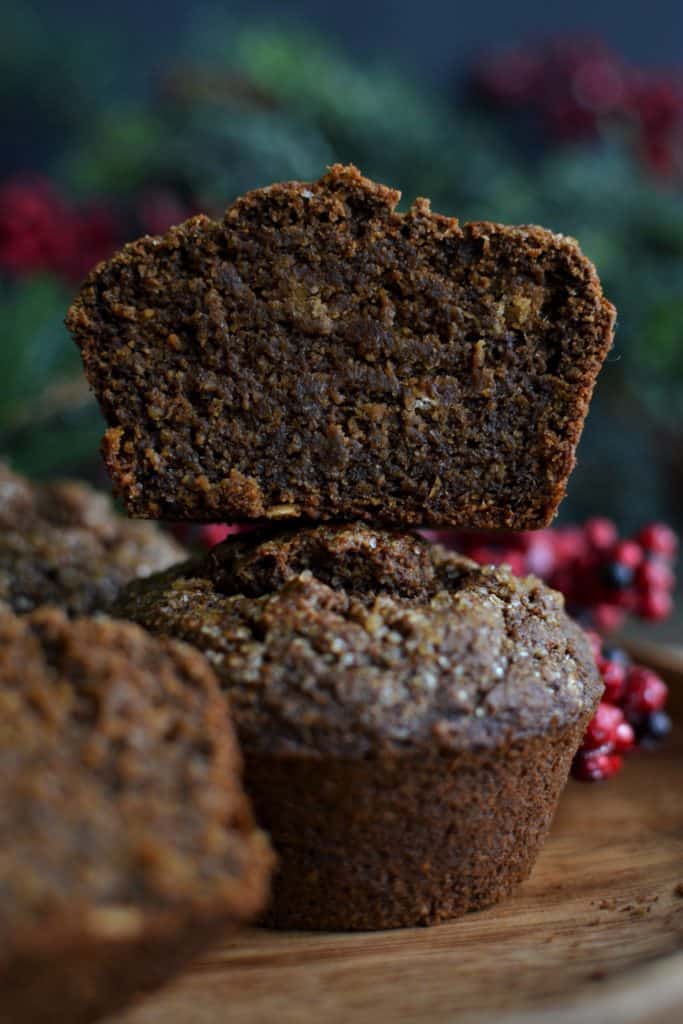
248, 716, 594, 931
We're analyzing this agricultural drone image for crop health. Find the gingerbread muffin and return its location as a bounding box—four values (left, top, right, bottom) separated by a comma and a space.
0, 462, 185, 616
115, 522, 602, 931
67, 164, 615, 530
0, 608, 273, 1024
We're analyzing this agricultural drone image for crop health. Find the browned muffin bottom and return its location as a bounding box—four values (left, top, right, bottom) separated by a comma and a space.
115, 523, 602, 930
0, 462, 186, 616
67, 164, 615, 530
0, 609, 273, 1024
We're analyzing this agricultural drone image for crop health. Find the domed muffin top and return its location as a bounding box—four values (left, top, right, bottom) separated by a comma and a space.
116, 523, 602, 757
0, 462, 185, 616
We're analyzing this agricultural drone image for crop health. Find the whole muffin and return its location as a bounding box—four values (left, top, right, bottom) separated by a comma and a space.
115, 523, 602, 931
0, 608, 273, 1024
0, 462, 185, 616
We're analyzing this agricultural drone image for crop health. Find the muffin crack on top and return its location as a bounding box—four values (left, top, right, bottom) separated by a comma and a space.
115, 523, 601, 757
67, 163, 615, 529
114, 521, 602, 930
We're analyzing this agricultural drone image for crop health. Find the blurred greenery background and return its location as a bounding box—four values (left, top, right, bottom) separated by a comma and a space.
2, 1, 683, 534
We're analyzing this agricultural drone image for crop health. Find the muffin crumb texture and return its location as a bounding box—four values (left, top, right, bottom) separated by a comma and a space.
0, 608, 272, 1022
68, 163, 615, 528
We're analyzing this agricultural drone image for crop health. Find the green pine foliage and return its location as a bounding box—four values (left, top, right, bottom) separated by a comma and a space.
0, 276, 104, 477
0, 277, 73, 431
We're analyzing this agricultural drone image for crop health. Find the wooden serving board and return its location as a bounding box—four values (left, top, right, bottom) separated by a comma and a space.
113, 645, 683, 1024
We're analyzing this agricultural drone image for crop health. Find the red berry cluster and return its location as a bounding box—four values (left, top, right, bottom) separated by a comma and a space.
191, 518, 674, 785
425, 519, 678, 633
0, 178, 118, 283
551, 519, 677, 632
170, 522, 254, 548
572, 631, 670, 781
471, 37, 683, 178
0, 178, 196, 285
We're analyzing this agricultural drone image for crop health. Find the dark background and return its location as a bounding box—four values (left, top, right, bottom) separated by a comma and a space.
26, 0, 683, 81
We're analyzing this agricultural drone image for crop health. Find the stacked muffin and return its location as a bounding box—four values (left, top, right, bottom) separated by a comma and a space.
65, 164, 614, 933
115, 523, 602, 929
0, 160, 614, 1024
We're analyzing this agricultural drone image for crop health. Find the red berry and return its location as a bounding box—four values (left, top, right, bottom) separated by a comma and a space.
69, 205, 117, 280
0, 177, 119, 282
584, 517, 618, 551
614, 720, 635, 753
0, 178, 72, 277
632, 79, 683, 134
542, 94, 598, 141
199, 523, 253, 548
637, 558, 675, 592
572, 750, 623, 782
549, 569, 577, 601
553, 527, 588, 564
572, 56, 627, 114
641, 134, 676, 177
611, 540, 644, 569
584, 629, 603, 661
576, 547, 602, 575
639, 588, 673, 621
200, 524, 232, 548
637, 523, 678, 558
583, 702, 624, 750
600, 659, 627, 702
515, 532, 537, 551
623, 667, 668, 715
612, 587, 639, 610
525, 533, 556, 577
592, 603, 626, 634
467, 546, 499, 566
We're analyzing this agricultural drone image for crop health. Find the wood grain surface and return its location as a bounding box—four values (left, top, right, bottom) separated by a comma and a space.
111, 646, 683, 1024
